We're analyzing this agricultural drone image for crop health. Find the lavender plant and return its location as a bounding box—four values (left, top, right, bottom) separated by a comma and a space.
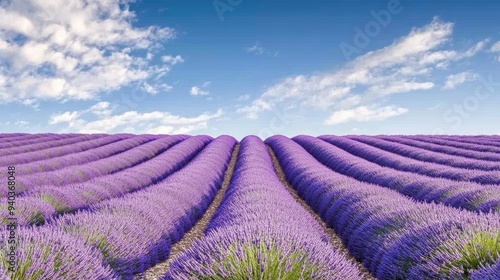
166, 136, 362, 280
320, 135, 500, 184
267, 135, 500, 279
295, 135, 500, 213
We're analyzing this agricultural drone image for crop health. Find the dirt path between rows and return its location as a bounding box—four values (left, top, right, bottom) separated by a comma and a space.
134, 144, 240, 280
266, 145, 376, 280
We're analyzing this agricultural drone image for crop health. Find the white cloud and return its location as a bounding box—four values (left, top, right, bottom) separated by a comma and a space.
348, 18, 454, 70
161, 55, 184, 65
443, 72, 478, 89
492, 42, 500, 52
89, 101, 112, 116
367, 81, 434, 96
491, 41, 500, 61
238, 17, 488, 125
325, 105, 408, 125
142, 82, 173, 95
236, 99, 273, 119
190, 81, 211, 96
190, 86, 209, 96
246, 42, 265, 55
460, 38, 490, 58
416, 39, 489, 67
0, 0, 177, 104
49, 111, 82, 127
49, 102, 224, 134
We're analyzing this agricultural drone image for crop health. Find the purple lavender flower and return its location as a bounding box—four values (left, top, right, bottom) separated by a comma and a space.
166, 136, 363, 280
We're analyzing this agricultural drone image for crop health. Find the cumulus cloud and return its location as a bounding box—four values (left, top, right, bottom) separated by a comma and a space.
0, 0, 179, 104
89, 101, 113, 116
238, 17, 489, 125
443, 72, 478, 89
190, 86, 209, 96
49, 111, 83, 127
49, 102, 224, 134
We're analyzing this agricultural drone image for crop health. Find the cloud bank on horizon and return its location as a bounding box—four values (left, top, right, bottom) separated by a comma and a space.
0, 0, 499, 137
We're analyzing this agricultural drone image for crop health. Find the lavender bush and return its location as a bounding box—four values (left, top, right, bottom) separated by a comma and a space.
294, 135, 500, 213
320, 135, 500, 184
0, 134, 67, 149
50, 136, 236, 278
166, 136, 363, 280
0, 134, 106, 157
0, 136, 201, 226
378, 136, 500, 161
351, 136, 500, 171
405, 135, 500, 153
267, 135, 500, 279
5, 135, 183, 197
4, 135, 153, 171
0, 226, 118, 279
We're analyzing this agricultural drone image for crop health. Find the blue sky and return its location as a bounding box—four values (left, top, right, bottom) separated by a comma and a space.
1, 0, 499, 139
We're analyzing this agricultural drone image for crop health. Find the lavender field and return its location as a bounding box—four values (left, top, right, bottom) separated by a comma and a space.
1, 133, 500, 280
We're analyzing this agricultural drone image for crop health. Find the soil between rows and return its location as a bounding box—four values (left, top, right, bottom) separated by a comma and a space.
266, 145, 375, 280
135, 143, 374, 279
134, 144, 240, 280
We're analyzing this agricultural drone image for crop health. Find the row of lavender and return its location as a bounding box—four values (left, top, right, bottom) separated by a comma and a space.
4, 136, 185, 197
350, 135, 500, 147
13, 136, 158, 173
267, 135, 500, 279
377, 136, 500, 161
351, 136, 500, 171
1, 136, 236, 279
1, 136, 157, 195
0, 133, 28, 140
0, 134, 109, 157
0, 136, 207, 226
1, 135, 133, 167
1, 135, 188, 223
321, 135, 500, 184
433, 135, 500, 147
0, 134, 76, 149
403, 135, 500, 152
1, 134, 499, 279
165, 136, 363, 279
295, 136, 500, 213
